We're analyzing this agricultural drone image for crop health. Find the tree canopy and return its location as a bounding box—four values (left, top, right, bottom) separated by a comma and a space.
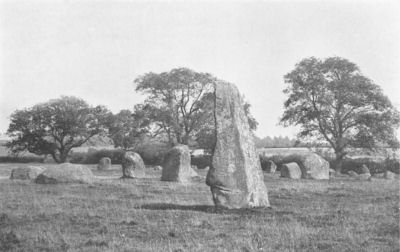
281, 57, 400, 171
107, 107, 150, 150
134, 68, 258, 150
134, 68, 216, 145
6, 96, 110, 163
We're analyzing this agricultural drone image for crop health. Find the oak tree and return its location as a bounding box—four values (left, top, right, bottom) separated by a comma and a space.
6, 96, 110, 163
134, 68, 215, 145
281, 57, 400, 172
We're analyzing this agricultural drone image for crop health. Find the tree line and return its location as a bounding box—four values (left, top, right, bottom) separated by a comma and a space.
254, 135, 296, 148
6, 57, 399, 172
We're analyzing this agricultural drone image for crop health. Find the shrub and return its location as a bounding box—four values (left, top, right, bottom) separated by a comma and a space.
191, 155, 212, 169
260, 155, 273, 171
70, 149, 125, 164
70, 145, 171, 166
313, 148, 335, 162
92, 149, 125, 164
134, 141, 171, 166
385, 158, 399, 174
259, 154, 294, 172
0, 156, 44, 163
69, 152, 87, 164
136, 148, 167, 166
340, 157, 399, 174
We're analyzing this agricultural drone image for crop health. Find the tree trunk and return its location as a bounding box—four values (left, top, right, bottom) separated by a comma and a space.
334, 149, 346, 173
175, 131, 182, 145
59, 152, 69, 163
52, 149, 70, 163
181, 134, 189, 145
51, 152, 60, 163
334, 157, 343, 174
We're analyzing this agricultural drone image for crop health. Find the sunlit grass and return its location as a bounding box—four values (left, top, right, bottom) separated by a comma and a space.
0, 163, 399, 251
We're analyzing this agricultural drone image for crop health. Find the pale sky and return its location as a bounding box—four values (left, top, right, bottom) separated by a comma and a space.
1, 0, 399, 138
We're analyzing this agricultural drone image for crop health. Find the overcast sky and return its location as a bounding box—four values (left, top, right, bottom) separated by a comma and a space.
1, 0, 399, 138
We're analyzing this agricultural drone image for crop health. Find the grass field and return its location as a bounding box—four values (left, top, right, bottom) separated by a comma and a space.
0, 163, 399, 251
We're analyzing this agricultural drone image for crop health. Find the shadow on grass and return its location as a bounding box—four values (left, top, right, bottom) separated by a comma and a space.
139, 203, 215, 212
138, 203, 275, 215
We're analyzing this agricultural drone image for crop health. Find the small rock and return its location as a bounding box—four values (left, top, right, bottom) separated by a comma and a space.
358, 173, 371, 180
153, 166, 162, 171
385, 170, 395, 180
360, 164, 370, 175
348, 171, 358, 177
373, 173, 385, 178
97, 157, 112, 170
10, 166, 44, 180
269, 161, 277, 174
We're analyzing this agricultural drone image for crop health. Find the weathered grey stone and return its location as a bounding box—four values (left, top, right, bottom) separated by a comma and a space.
10, 166, 44, 180
348, 170, 371, 180
161, 145, 195, 183
298, 154, 330, 179
348, 170, 358, 177
35, 163, 94, 184
269, 161, 277, 174
153, 165, 162, 171
358, 173, 371, 180
360, 164, 370, 175
279, 153, 329, 179
97, 157, 112, 170
372, 172, 385, 178
261, 160, 277, 173
122, 152, 145, 178
189, 166, 199, 177
385, 170, 395, 180
280, 163, 302, 179
206, 81, 270, 209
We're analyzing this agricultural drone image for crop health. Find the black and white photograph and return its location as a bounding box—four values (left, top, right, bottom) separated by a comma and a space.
0, 0, 399, 251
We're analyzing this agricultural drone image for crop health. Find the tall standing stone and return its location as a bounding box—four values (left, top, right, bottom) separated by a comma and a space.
206, 81, 270, 209
122, 152, 146, 178
161, 145, 195, 183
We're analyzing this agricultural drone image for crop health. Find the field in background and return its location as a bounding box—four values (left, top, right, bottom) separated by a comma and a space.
259, 147, 400, 160
2, 144, 399, 164
0, 163, 399, 251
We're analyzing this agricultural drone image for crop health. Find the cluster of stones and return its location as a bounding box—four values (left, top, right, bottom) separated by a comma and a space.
7, 81, 271, 210
17, 81, 398, 210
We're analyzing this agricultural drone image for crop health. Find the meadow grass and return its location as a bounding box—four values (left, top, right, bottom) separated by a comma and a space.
0, 163, 399, 251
